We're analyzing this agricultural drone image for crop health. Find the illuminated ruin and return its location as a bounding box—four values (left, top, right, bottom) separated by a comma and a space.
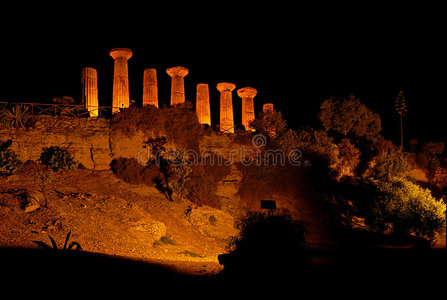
142, 68, 158, 107
217, 82, 236, 133
80, 67, 99, 117
110, 48, 132, 113
166, 66, 189, 106
196, 83, 211, 126
237, 87, 257, 131
263, 103, 274, 114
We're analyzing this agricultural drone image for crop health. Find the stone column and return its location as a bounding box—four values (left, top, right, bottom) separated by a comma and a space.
109, 48, 132, 113
143, 68, 158, 107
196, 83, 211, 126
237, 87, 257, 131
81, 67, 99, 117
166, 66, 189, 106
263, 103, 274, 114
217, 82, 236, 133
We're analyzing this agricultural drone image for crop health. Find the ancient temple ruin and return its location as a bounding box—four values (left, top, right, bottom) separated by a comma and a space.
81, 67, 99, 117
263, 103, 274, 113
237, 87, 257, 131
110, 48, 132, 113
78, 48, 268, 133
196, 83, 211, 126
217, 82, 236, 133
142, 68, 158, 107
166, 66, 189, 106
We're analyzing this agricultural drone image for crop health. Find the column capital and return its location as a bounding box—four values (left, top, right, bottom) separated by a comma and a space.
109, 48, 133, 60
217, 82, 236, 92
237, 87, 257, 98
81, 67, 97, 77
263, 103, 274, 112
166, 66, 189, 77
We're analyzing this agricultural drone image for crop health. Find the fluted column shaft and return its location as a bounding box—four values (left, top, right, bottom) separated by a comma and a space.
143, 68, 158, 107
81, 67, 99, 117
110, 48, 132, 113
237, 87, 257, 131
166, 66, 189, 106
196, 83, 211, 125
217, 82, 236, 133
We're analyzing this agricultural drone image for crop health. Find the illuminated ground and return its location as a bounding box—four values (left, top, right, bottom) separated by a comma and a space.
0, 164, 237, 276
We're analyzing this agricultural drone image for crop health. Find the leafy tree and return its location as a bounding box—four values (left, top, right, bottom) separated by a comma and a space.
318, 94, 382, 142
337, 138, 361, 176
416, 141, 445, 172
249, 109, 288, 142
291, 126, 339, 166
368, 177, 446, 244
364, 150, 409, 181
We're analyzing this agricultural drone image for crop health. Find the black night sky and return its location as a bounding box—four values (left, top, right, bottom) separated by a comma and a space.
1, 4, 444, 147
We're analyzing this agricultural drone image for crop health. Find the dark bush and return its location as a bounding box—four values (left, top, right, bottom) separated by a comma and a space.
110, 158, 161, 185
39, 146, 78, 172
219, 211, 312, 281
0, 140, 22, 174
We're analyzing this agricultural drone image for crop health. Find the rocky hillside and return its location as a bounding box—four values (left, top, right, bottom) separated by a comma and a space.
0, 162, 239, 275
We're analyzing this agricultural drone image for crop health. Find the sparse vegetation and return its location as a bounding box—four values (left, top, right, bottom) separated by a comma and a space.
39, 146, 79, 172
0, 140, 22, 174
153, 235, 176, 247
0, 103, 30, 129
178, 250, 205, 258
32, 230, 82, 251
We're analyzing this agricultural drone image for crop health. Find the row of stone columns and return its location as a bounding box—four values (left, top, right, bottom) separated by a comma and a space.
81, 47, 272, 133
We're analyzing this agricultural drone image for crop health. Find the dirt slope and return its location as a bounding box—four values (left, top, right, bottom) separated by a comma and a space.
0, 164, 238, 275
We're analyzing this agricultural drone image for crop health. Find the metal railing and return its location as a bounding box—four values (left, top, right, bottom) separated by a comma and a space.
0, 101, 119, 118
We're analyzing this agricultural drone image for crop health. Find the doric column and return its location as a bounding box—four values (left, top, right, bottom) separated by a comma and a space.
109, 48, 132, 113
143, 68, 158, 107
166, 66, 189, 106
196, 83, 211, 126
81, 67, 99, 117
217, 82, 236, 133
237, 87, 257, 131
263, 103, 274, 114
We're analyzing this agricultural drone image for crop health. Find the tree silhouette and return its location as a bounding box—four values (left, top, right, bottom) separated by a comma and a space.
318, 94, 382, 142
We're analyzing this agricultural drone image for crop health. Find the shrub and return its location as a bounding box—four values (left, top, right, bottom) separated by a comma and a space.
0, 104, 30, 128
368, 177, 446, 244
39, 146, 78, 172
337, 138, 360, 176
365, 150, 409, 181
219, 211, 312, 280
110, 157, 146, 184
0, 140, 22, 174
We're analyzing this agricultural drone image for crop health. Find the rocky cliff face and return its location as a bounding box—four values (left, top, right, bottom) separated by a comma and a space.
1, 115, 254, 170
1, 116, 111, 169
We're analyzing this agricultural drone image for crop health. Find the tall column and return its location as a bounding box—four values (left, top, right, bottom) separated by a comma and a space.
81, 67, 99, 117
237, 87, 257, 131
143, 68, 158, 107
109, 48, 132, 113
217, 82, 236, 133
263, 103, 274, 114
196, 83, 211, 126
166, 66, 189, 106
